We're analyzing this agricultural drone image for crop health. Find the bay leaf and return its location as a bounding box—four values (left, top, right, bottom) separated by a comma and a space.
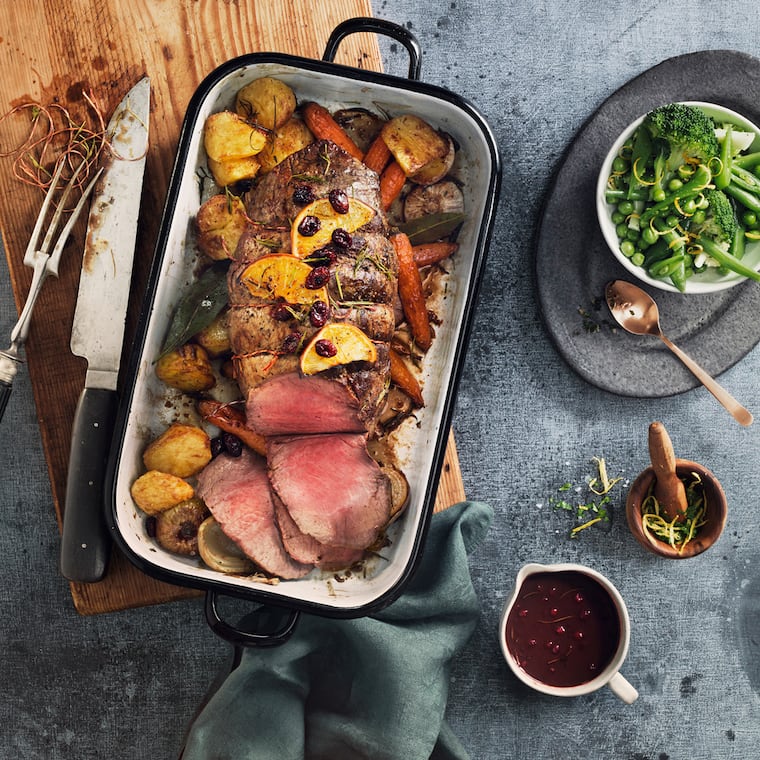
160, 261, 230, 356
397, 211, 466, 244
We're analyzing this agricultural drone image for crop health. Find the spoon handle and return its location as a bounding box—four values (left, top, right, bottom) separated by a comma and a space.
659, 334, 754, 426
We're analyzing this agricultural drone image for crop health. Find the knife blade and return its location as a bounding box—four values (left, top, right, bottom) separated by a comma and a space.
60, 77, 150, 583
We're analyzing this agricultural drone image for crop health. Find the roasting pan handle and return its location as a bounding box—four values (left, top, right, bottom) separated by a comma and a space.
323, 17, 422, 81
204, 591, 300, 648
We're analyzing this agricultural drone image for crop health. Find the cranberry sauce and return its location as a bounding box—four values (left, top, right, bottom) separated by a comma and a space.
505, 571, 620, 688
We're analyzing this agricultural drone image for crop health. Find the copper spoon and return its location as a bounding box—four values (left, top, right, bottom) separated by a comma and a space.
648, 421, 688, 521
605, 280, 753, 427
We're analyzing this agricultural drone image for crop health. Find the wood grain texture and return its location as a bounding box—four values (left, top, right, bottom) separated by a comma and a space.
0, 0, 465, 614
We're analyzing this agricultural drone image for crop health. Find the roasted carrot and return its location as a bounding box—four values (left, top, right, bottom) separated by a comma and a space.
389, 348, 424, 407
302, 102, 363, 160
412, 241, 459, 268
380, 160, 407, 210
197, 398, 267, 456
363, 133, 392, 174
392, 232, 432, 351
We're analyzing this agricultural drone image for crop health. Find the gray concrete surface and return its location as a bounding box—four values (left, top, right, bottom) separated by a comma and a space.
2, 1, 760, 757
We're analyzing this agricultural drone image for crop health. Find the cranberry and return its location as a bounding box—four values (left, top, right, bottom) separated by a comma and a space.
580, 609, 592, 619
272, 303, 293, 321
281, 331, 302, 353
574, 631, 584, 641
314, 244, 339, 265
518, 608, 529, 618
549, 607, 559, 617
315, 339, 337, 357
551, 643, 561, 654
574, 592, 584, 603
544, 640, 555, 651
528, 639, 537, 647
309, 300, 330, 327
555, 625, 566, 635
292, 184, 315, 205
305, 266, 330, 289
298, 215, 321, 237
328, 188, 350, 214
210, 436, 224, 458
222, 432, 243, 457
331, 228, 352, 249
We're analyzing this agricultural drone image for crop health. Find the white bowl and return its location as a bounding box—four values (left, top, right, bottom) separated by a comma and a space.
596, 101, 760, 294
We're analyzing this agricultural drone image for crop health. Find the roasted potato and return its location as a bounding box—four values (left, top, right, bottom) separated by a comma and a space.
235, 76, 296, 131
194, 310, 231, 358
410, 132, 456, 185
207, 155, 261, 187
130, 470, 195, 515
155, 343, 216, 393
257, 117, 313, 174
155, 497, 210, 556
196, 194, 248, 261
381, 114, 449, 176
204, 110, 267, 162
142, 423, 212, 478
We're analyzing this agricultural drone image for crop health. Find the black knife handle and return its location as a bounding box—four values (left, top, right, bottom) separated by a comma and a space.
0, 378, 11, 424
60, 387, 116, 582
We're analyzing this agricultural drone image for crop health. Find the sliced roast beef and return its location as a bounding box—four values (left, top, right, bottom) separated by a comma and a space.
274, 496, 365, 570
267, 433, 392, 549
247, 372, 366, 436
196, 449, 312, 579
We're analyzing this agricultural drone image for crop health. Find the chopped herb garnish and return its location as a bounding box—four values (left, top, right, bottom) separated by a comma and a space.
548, 457, 623, 538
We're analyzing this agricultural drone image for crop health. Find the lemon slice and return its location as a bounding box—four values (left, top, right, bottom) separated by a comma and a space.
240, 254, 328, 304
300, 323, 378, 375
291, 196, 375, 258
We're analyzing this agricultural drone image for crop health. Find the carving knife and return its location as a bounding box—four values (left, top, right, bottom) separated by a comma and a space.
60, 77, 150, 582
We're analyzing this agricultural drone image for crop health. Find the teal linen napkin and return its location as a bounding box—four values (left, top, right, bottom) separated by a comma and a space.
181, 500, 493, 760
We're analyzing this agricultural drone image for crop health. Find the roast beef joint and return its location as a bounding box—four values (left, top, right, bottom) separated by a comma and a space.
128, 77, 468, 583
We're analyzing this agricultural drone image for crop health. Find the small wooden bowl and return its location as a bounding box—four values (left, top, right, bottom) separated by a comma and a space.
626, 459, 727, 559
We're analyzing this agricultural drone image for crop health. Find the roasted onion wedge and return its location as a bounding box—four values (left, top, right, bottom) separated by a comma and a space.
197, 516, 257, 574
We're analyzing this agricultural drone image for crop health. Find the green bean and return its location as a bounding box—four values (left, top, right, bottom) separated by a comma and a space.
734, 151, 760, 169
699, 237, 760, 282
649, 254, 684, 277
725, 182, 760, 214
715, 123, 732, 190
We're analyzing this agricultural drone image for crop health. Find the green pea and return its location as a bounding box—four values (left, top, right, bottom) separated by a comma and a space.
691, 209, 706, 226
681, 198, 697, 215
626, 227, 640, 242
641, 227, 658, 245
667, 178, 683, 192
631, 252, 645, 267
697, 196, 709, 209
616, 223, 629, 238
617, 200, 635, 216
611, 211, 625, 224
620, 240, 636, 257
612, 156, 628, 173
742, 211, 758, 228
665, 214, 680, 228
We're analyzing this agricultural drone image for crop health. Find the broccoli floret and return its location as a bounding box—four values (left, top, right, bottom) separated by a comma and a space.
643, 103, 720, 173
688, 188, 738, 266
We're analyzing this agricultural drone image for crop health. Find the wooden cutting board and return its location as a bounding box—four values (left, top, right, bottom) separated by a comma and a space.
0, 0, 466, 614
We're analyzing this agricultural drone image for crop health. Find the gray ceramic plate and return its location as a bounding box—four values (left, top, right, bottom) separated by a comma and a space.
535, 50, 760, 398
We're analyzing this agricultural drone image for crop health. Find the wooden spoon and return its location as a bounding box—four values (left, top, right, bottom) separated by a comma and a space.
648, 421, 688, 521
